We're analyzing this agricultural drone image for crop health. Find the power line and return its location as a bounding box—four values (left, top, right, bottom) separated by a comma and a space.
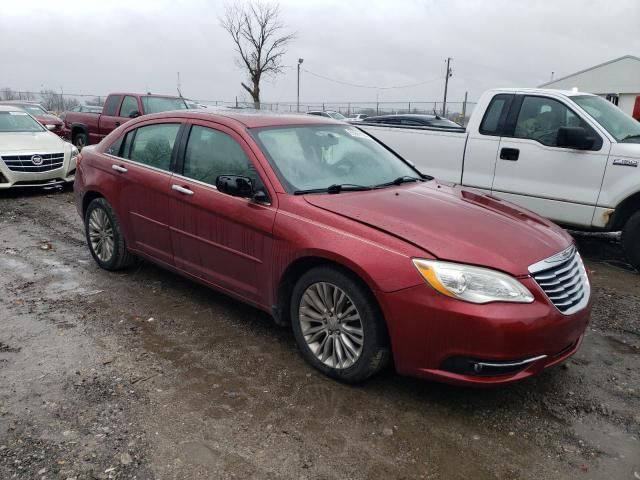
300, 68, 441, 90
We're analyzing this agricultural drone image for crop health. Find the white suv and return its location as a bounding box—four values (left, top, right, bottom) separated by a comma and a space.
0, 105, 78, 189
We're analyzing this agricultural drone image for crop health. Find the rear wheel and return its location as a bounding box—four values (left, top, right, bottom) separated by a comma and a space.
84, 198, 135, 270
290, 266, 390, 383
621, 210, 640, 272
73, 132, 87, 151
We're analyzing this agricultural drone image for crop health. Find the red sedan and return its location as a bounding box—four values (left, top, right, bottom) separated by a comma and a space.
73, 110, 591, 385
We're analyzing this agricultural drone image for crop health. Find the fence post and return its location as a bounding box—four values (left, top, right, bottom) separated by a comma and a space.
376, 102, 379, 115
408, 102, 411, 114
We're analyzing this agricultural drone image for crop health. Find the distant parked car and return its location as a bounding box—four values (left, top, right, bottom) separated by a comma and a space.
74, 109, 590, 386
307, 110, 347, 121
363, 114, 463, 129
0, 105, 78, 189
0, 101, 64, 136
348, 114, 368, 121
69, 105, 103, 113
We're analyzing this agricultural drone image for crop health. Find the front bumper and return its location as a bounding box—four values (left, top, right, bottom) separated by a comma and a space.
0, 153, 77, 189
377, 277, 591, 386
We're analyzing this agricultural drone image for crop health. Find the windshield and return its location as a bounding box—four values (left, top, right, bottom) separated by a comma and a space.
13, 104, 48, 116
327, 111, 346, 120
0, 111, 45, 132
141, 96, 187, 114
573, 95, 640, 143
253, 125, 420, 193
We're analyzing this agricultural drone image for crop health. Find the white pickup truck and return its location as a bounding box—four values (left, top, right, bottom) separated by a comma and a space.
359, 88, 640, 270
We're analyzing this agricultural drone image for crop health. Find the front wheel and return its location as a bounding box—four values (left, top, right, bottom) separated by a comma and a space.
621, 210, 640, 272
84, 198, 135, 270
290, 266, 390, 383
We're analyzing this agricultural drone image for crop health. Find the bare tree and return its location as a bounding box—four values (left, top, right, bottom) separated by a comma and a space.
1, 88, 17, 101
221, 1, 295, 109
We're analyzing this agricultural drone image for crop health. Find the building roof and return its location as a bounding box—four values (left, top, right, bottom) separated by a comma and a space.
538, 55, 640, 93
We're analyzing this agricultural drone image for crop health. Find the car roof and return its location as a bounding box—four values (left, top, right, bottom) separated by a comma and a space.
0, 105, 26, 112
139, 109, 344, 129
109, 93, 184, 99
487, 87, 597, 98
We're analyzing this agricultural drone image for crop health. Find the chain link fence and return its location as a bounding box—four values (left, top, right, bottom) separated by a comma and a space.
1, 88, 476, 126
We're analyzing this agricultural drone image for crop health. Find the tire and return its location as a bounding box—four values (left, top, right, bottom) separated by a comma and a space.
621, 210, 640, 272
290, 266, 390, 383
73, 132, 87, 151
84, 198, 135, 271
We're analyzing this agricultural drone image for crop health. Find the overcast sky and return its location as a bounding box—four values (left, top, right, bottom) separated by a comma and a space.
2, 0, 639, 106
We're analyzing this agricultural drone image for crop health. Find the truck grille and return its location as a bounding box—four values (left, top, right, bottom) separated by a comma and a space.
1, 153, 65, 172
529, 246, 590, 315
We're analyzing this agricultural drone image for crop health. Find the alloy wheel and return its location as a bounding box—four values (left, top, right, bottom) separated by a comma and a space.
298, 282, 364, 369
88, 208, 114, 262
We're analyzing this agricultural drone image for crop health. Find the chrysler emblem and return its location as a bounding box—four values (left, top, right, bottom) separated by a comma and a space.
31, 155, 43, 166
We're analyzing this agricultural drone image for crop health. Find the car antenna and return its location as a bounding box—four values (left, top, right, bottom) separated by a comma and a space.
432, 108, 442, 120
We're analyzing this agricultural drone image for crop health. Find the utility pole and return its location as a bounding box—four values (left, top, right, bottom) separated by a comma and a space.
297, 58, 304, 112
442, 57, 452, 116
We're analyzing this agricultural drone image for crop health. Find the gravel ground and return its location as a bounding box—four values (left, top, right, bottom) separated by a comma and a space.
0, 189, 638, 480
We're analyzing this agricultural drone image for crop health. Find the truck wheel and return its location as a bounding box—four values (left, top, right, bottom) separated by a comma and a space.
622, 211, 640, 272
290, 266, 390, 383
84, 198, 135, 271
73, 132, 87, 151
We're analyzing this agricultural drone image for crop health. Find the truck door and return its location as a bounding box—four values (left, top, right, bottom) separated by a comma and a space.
97, 94, 124, 143
491, 94, 610, 227
460, 94, 513, 192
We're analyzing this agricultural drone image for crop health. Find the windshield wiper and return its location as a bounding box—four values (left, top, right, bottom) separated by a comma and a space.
620, 134, 640, 143
374, 175, 425, 188
293, 184, 372, 195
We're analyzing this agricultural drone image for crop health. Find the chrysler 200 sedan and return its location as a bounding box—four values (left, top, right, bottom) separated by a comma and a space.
74, 110, 591, 385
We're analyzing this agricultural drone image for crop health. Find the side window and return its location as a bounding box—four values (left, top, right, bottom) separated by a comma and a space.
480, 94, 513, 135
183, 126, 259, 187
119, 96, 138, 118
399, 119, 423, 126
126, 123, 181, 170
106, 136, 123, 156
102, 95, 122, 116
513, 96, 592, 147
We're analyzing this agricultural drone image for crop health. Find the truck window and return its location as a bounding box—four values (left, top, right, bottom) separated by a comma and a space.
479, 94, 513, 135
103, 95, 122, 116
513, 96, 594, 147
119, 96, 138, 118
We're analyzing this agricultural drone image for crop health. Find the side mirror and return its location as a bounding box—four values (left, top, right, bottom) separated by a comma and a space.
556, 126, 594, 150
129, 111, 141, 118
216, 175, 254, 198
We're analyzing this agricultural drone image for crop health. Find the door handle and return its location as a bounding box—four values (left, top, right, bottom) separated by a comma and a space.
500, 148, 520, 161
111, 164, 128, 173
115, 121, 121, 127
171, 184, 194, 195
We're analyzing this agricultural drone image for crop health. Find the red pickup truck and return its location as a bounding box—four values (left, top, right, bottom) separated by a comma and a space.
62, 93, 187, 149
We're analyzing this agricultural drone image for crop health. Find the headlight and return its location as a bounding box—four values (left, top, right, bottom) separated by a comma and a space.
413, 259, 534, 304
71, 146, 79, 159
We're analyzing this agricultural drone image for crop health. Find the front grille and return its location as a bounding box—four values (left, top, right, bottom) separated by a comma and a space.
529, 246, 590, 314
1, 153, 64, 172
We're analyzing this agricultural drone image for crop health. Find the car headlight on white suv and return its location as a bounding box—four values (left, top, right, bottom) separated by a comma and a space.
413, 259, 534, 304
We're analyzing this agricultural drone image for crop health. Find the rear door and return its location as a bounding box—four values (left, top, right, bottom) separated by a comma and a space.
168, 121, 276, 306
109, 120, 184, 266
491, 94, 610, 227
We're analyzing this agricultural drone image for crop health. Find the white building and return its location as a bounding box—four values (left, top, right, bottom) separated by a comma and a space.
538, 55, 640, 119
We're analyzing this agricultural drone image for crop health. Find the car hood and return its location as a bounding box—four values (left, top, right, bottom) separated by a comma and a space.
303, 181, 572, 276
0, 131, 68, 153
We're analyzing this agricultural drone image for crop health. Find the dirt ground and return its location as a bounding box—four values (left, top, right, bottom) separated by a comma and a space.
1, 189, 639, 480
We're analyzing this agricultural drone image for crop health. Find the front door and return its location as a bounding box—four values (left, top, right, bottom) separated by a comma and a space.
491, 94, 610, 227
168, 122, 276, 306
